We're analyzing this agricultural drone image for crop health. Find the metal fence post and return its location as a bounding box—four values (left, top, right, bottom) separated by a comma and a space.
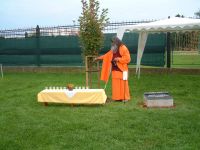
166, 16, 171, 68
36, 25, 41, 66
167, 32, 171, 68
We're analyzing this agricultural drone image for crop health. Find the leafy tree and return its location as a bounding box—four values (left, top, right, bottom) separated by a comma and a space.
194, 9, 200, 18
78, 0, 109, 59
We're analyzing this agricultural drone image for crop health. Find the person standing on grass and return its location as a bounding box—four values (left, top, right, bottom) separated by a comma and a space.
95, 36, 131, 102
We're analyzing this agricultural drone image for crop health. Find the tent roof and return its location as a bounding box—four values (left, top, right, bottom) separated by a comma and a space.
117, 17, 200, 78
117, 17, 200, 39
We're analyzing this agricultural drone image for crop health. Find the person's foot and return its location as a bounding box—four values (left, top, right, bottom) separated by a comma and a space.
122, 100, 129, 103
112, 99, 122, 102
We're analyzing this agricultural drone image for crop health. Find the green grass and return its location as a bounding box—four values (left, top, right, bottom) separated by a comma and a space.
172, 52, 200, 68
0, 72, 200, 150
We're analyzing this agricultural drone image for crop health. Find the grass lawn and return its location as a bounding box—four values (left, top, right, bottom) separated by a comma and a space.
172, 51, 200, 68
0, 71, 200, 150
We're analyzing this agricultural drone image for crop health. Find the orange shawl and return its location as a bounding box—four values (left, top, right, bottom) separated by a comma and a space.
98, 44, 131, 82
98, 50, 113, 82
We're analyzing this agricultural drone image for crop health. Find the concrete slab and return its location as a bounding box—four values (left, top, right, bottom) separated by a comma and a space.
144, 92, 173, 108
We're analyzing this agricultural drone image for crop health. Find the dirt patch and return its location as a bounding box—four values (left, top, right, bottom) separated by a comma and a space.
129, 68, 200, 75
2, 66, 200, 75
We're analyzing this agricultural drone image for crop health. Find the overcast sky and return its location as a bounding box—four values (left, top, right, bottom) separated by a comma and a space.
0, 0, 199, 29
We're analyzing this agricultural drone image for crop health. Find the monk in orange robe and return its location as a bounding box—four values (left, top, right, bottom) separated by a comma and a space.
96, 36, 131, 102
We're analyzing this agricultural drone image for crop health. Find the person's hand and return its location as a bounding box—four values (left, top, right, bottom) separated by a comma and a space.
113, 57, 120, 62
93, 57, 99, 62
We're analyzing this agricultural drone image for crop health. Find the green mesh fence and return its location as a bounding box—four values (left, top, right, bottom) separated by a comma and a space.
104, 33, 166, 66
0, 33, 166, 66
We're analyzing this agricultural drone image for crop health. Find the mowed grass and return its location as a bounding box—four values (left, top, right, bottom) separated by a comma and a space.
0, 71, 200, 150
172, 52, 200, 68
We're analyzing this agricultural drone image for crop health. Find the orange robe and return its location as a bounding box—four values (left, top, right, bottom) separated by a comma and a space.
98, 45, 131, 101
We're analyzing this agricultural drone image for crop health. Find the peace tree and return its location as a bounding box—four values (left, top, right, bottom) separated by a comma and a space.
78, 0, 109, 58
79, 0, 109, 88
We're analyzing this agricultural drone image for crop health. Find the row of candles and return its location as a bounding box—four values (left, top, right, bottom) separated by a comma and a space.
44, 86, 89, 90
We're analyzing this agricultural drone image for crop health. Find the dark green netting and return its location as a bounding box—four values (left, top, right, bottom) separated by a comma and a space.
0, 33, 166, 66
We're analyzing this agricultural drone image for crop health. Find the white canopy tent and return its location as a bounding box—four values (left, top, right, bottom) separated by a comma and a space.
117, 17, 200, 77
